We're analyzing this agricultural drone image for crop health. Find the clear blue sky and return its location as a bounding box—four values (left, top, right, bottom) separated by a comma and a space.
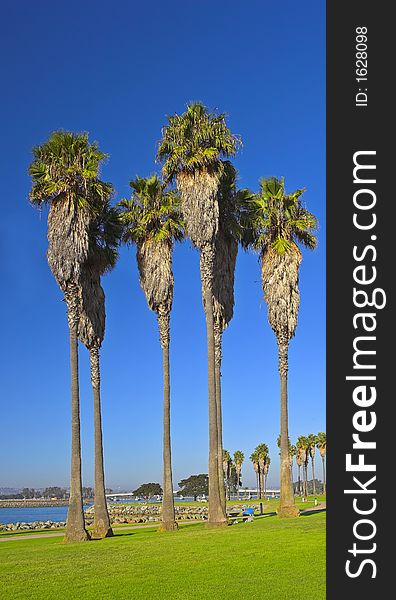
0, 0, 325, 491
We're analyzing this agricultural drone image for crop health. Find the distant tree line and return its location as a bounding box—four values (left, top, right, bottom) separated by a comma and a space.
0, 486, 95, 500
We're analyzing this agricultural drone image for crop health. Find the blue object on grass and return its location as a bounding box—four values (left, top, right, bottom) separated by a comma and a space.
243, 508, 254, 516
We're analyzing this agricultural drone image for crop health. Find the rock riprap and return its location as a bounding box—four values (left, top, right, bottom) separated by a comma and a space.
0, 520, 66, 531
0, 504, 259, 530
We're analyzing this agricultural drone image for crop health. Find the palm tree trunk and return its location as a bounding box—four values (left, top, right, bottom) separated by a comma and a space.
201, 246, 227, 527
304, 462, 308, 498
297, 465, 301, 496
65, 287, 89, 543
214, 327, 226, 513
312, 456, 316, 495
277, 339, 299, 518
158, 313, 177, 532
90, 347, 113, 538
264, 474, 267, 498
257, 470, 261, 499
322, 455, 326, 494
260, 471, 265, 500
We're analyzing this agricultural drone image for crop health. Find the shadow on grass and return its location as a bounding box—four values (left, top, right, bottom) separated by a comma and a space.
300, 508, 327, 517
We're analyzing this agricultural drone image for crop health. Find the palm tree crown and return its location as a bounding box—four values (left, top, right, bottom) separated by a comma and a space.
156, 102, 241, 182
242, 176, 318, 342
118, 175, 184, 327
242, 176, 317, 255
233, 450, 245, 469
29, 131, 113, 289
119, 175, 184, 246
316, 432, 327, 455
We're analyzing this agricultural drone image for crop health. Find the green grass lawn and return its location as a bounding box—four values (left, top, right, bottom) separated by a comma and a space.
0, 511, 325, 600
0, 496, 325, 538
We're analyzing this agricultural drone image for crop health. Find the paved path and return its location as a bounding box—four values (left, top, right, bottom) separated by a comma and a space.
0, 503, 326, 542
301, 502, 326, 513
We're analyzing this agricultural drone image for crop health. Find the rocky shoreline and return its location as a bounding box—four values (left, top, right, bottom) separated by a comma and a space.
1, 520, 66, 531
0, 503, 259, 532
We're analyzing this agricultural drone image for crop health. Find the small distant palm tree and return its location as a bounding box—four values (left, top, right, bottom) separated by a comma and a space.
29, 131, 112, 543
157, 102, 240, 527
263, 457, 271, 497
316, 432, 327, 494
78, 200, 121, 538
118, 175, 184, 532
242, 177, 317, 517
222, 449, 232, 500
295, 444, 304, 496
233, 450, 245, 500
307, 434, 318, 495
255, 443, 269, 500
297, 436, 310, 498
250, 450, 260, 499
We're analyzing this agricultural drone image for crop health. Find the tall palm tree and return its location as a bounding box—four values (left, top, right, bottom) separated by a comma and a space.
316, 432, 326, 494
29, 131, 112, 543
243, 177, 317, 517
78, 200, 121, 538
307, 434, 318, 495
118, 175, 184, 532
233, 450, 245, 500
250, 450, 260, 499
157, 102, 240, 527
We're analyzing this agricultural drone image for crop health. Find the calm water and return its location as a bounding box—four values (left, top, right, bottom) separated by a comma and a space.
0, 505, 92, 525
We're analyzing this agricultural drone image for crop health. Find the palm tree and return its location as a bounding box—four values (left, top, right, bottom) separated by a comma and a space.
222, 449, 232, 501
297, 436, 309, 498
302, 436, 311, 498
29, 131, 112, 543
157, 102, 240, 527
316, 432, 326, 494
250, 450, 260, 499
243, 177, 318, 517
295, 443, 304, 496
118, 175, 184, 532
307, 434, 318, 495
263, 457, 271, 497
233, 450, 245, 500
78, 200, 121, 538
255, 443, 269, 500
